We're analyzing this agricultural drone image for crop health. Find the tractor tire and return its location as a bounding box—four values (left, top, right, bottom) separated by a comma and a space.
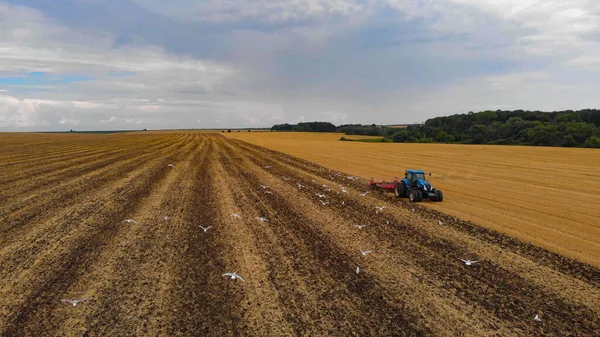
429, 193, 438, 201
434, 190, 444, 202
409, 190, 422, 203
395, 183, 406, 198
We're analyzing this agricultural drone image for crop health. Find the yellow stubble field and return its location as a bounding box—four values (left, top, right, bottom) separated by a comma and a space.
227, 132, 600, 267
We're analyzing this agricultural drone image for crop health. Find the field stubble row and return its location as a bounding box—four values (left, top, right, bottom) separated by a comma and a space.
225, 132, 600, 267
0, 132, 598, 336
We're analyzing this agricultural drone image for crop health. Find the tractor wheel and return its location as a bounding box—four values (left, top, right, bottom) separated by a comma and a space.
434, 190, 444, 202
409, 190, 422, 203
395, 183, 406, 198
429, 193, 438, 201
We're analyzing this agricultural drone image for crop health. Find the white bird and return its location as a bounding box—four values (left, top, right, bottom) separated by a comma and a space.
361, 250, 374, 256
534, 314, 542, 322
163, 216, 170, 220
122, 219, 137, 224
411, 208, 416, 212
342, 201, 345, 206
264, 165, 272, 169
438, 220, 443, 225
199, 225, 213, 232
341, 189, 348, 194
460, 259, 479, 266
231, 213, 241, 218
375, 206, 386, 211
356, 266, 360, 274
297, 183, 304, 189
359, 191, 370, 197
167, 164, 174, 168
315, 193, 325, 198
222, 272, 245, 282
61, 298, 88, 306
324, 188, 333, 192
354, 224, 368, 229
282, 176, 291, 181
322, 184, 328, 188
259, 185, 270, 189
255, 216, 269, 222
319, 200, 329, 206
311, 180, 316, 183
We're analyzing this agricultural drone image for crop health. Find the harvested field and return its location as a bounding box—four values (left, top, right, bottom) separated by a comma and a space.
0, 132, 599, 336
226, 132, 600, 267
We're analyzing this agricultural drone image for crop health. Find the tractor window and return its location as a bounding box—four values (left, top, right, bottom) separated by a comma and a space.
412, 173, 425, 181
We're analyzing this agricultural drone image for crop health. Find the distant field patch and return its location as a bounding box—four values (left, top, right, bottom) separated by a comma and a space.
226, 131, 600, 267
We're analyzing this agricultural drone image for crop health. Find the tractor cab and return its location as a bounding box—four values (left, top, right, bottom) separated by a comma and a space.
406, 170, 424, 186
405, 170, 430, 187
396, 169, 442, 202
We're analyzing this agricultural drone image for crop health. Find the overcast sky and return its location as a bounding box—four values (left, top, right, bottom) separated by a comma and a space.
1, 0, 599, 131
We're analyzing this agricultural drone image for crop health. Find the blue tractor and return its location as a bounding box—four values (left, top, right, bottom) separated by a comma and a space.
394, 169, 444, 202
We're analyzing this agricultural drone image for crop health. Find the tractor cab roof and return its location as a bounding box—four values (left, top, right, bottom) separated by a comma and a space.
406, 169, 425, 174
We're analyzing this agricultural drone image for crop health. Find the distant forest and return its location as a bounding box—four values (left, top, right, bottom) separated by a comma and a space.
270, 109, 600, 148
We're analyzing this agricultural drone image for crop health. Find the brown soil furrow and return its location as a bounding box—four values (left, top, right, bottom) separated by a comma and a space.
159, 138, 246, 336
40, 136, 206, 336
0, 140, 110, 167
0, 135, 186, 246
0, 135, 170, 194
210, 156, 297, 336
1, 133, 597, 337
317, 188, 599, 335
238, 147, 600, 317
0, 143, 189, 336
215, 149, 370, 336
0, 133, 190, 167
0, 136, 179, 208
218, 139, 434, 336
221, 139, 519, 336
232, 139, 600, 287
0, 137, 138, 170
0, 137, 191, 282
228, 138, 600, 336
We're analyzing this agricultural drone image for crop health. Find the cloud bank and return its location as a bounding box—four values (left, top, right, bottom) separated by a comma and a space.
1, 0, 599, 130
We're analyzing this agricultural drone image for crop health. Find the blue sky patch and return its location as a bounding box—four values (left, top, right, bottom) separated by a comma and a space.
0, 72, 93, 86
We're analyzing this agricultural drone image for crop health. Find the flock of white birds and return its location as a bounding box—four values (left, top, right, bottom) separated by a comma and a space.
59, 160, 544, 324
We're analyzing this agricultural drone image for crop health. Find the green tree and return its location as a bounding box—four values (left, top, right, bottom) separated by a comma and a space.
564, 122, 597, 144
562, 135, 576, 147
391, 130, 414, 142
475, 110, 498, 124
527, 124, 559, 146
585, 136, 600, 148
435, 131, 455, 143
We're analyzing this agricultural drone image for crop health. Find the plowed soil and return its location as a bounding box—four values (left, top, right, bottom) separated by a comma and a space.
226, 132, 600, 267
0, 132, 598, 337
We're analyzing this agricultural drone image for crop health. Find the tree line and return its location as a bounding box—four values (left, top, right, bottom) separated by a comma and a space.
271, 109, 600, 148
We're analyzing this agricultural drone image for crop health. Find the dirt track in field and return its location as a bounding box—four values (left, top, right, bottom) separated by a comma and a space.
0, 133, 598, 336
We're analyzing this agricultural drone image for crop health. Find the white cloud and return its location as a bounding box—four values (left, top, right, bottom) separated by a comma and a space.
100, 116, 117, 124
58, 117, 80, 125
484, 72, 550, 90
568, 54, 600, 69
72, 101, 105, 109
132, 0, 364, 23
137, 105, 161, 112
1, 1, 600, 130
